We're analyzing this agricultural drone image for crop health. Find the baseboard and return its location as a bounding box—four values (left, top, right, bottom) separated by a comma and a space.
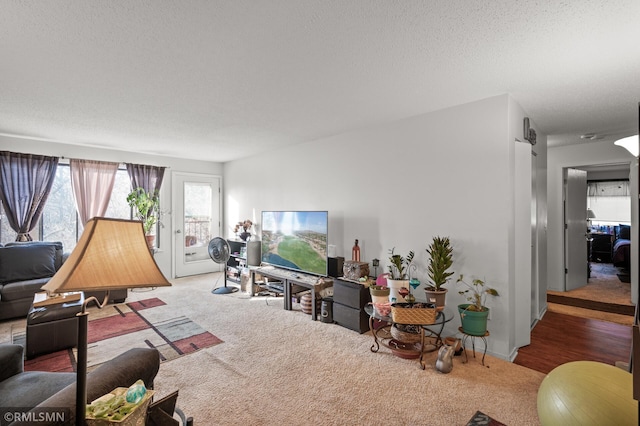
537, 305, 548, 321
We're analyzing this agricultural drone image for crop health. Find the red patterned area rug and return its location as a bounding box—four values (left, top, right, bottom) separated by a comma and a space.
13, 298, 223, 373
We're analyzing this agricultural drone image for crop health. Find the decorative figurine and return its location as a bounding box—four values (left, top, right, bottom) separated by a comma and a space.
435, 344, 455, 374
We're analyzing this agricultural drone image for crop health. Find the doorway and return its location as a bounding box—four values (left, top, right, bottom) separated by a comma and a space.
552, 163, 634, 323
563, 167, 588, 292
172, 172, 222, 277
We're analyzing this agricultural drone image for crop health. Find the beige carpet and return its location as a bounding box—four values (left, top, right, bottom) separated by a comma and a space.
547, 263, 632, 306
546, 263, 634, 326
0, 273, 544, 425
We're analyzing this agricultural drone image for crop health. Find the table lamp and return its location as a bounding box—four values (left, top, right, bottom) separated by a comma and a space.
41, 217, 172, 426
587, 208, 596, 231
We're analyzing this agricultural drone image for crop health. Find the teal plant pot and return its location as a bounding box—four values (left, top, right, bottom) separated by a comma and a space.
458, 304, 489, 336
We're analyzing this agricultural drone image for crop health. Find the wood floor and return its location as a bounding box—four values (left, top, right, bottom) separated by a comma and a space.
514, 310, 633, 374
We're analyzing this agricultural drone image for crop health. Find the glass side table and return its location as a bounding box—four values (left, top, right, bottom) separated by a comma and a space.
364, 304, 454, 369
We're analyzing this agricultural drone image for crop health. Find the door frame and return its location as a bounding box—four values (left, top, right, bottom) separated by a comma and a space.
560, 162, 635, 300
171, 171, 222, 278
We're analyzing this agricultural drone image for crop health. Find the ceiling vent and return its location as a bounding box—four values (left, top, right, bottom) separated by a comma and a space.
580, 133, 603, 140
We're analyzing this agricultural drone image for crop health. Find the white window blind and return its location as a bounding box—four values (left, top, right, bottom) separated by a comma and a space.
587, 180, 631, 224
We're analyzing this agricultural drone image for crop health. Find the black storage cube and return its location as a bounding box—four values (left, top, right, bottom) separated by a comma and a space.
334, 279, 371, 309
26, 316, 79, 359
333, 303, 370, 333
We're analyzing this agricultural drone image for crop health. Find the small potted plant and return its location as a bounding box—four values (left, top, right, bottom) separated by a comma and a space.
368, 280, 391, 315
126, 188, 161, 248
456, 274, 500, 336
386, 247, 414, 303
369, 284, 390, 300
424, 236, 454, 311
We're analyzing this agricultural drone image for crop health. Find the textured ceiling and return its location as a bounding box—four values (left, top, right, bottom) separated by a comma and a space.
1, 1, 639, 162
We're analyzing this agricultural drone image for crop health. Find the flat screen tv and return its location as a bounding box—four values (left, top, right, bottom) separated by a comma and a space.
261, 211, 328, 276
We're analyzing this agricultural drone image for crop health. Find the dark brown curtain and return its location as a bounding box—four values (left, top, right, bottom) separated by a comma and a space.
125, 163, 165, 194
0, 151, 59, 241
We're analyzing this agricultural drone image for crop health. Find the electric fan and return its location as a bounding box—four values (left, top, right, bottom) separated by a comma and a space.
208, 237, 238, 294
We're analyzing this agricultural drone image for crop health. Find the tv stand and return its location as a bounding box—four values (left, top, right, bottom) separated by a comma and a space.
252, 266, 333, 320
226, 240, 260, 284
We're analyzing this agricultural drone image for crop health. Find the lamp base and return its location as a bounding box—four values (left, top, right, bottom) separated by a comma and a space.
212, 286, 239, 294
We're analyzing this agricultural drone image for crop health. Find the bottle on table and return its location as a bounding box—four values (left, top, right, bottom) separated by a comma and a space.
352, 239, 360, 262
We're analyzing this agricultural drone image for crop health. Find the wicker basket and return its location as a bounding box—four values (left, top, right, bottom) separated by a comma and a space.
390, 324, 422, 344
391, 302, 437, 325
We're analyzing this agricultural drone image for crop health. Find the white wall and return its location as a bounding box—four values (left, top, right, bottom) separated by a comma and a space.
1, 93, 549, 360
224, 94, 547, 360
547, 142, 636, 299
0, 134, 223, 276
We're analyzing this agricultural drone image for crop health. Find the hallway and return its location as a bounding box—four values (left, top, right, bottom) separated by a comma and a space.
515, 262, 634, 374
546, 262, 634, 325
514, 310, 632, 374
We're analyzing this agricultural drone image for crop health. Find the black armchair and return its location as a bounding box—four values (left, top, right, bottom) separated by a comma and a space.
0, 344, 160, 425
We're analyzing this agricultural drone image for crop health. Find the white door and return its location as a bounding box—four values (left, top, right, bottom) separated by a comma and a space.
173, 172, 221, 277
564, 168, 588, 291
531, 152, 538, 326
515, 141, 532, 348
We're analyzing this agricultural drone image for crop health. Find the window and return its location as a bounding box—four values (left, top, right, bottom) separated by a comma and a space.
41, 165, 77, 248
0, 163, 132, 248
587, 180, 631, 228
105, 168, 133, 220
0, 201, 16, 244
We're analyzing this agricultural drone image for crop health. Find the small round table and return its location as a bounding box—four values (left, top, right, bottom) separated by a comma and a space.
365, 304, 453, 369
458, 327, 490, 366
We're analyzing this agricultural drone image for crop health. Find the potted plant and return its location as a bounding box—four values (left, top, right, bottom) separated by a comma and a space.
424, 236, 454, 311
233, 219, 253, 241
456, 274, 500, 336
369, 284, 390, 300
126, 187, 160, 248
386, 248, 414, 303
369, 284, 391, 315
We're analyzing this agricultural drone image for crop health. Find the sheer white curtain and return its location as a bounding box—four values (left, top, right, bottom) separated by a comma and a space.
70, 159, 119, 225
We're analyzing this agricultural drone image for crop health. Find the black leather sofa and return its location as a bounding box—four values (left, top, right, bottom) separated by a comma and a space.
0, 241, 66, 321
0, 241, 127, 321
0, 344, 160, 425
